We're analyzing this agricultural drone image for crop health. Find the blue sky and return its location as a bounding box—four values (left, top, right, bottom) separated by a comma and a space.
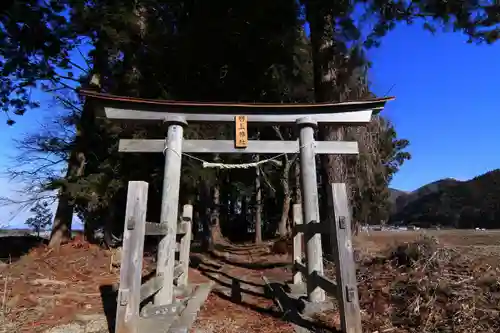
1, 22, 499, 227
368, 24, 500, 191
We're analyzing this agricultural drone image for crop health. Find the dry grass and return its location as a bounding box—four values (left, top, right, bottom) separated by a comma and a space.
1, 230, 500, 333
355, 229, 500, 255
318, 230, 500, 333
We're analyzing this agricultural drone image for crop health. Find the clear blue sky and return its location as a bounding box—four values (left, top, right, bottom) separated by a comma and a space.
369, 24, 500, 191
1, 23, 499, 227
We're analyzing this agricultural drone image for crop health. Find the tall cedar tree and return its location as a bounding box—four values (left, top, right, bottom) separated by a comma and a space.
8, 0, 496, 246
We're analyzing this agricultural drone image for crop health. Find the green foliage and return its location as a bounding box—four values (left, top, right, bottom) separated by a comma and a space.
363, 0, 500, 46
15, 0, 500, 242
0, 1, 76, 125
3, 0, 499, 124
25, 201, 53, 236
301, 0, 500, 50
348, 116, 411, 225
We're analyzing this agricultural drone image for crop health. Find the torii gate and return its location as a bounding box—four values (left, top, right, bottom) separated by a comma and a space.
80, 89, 392, 333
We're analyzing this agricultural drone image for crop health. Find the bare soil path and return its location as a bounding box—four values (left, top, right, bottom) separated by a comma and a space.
189, 241, 298, 333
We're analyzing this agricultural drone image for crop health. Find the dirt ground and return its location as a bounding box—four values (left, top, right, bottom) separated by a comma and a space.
189, 242, 297, 333
0, 230, 499, 333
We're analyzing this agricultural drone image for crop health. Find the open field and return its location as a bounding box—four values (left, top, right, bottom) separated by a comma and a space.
357, 229, 500, 248
355, 229, 500, 266
0, 229, 499, 333
356, 229, 500, 249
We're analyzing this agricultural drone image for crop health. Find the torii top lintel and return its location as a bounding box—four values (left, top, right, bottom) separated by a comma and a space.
79, 89, 394, 125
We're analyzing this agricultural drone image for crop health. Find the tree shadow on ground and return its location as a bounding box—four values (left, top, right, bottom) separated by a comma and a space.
191, 244, 290, 270
265, 281, 341, 333
194, 257, 339, 332
211, 243, 274, 256
0, 235, 48, 263
213, 242, 271, 252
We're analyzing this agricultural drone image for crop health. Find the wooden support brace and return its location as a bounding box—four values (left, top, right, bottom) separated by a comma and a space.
141, 301, 186, 318
115, 181, 148, 333
262, 275, 285, 313
294, 261, 338, 297
314, 273, 338, 297
328, 183, 362, 333
292, 204, 303, 285
177, 204, 193, 288
167, 281, 216, 333
139, 276, 163, 303
294, 261, 308, 277
174, 263, 184, 280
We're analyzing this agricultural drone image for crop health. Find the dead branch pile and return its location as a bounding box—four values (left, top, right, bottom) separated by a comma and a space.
354, 236, 500, 333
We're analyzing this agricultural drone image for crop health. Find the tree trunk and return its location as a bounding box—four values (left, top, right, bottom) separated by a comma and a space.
305, 3, 348, 256
200, 183, 213, 252
229, 173, 236, 217
209, 155, 222, 244
49, 187, 73, 247
241, 196, 248, 240
294, 162, 302, 205
220, 173, 230, 234
49, 35, 107, 248
279, 194, 291, 237
49, 145, 87, 248
255, 156, 262, 244
278, 161, 292, 237
210, 181, 222, 244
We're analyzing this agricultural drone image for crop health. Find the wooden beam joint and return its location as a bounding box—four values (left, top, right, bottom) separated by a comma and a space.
293, 221, 330, 235
118, 288, 129, 306
144, 222, 169, 236
338, 216, 346, 229
345, 286, 355, 303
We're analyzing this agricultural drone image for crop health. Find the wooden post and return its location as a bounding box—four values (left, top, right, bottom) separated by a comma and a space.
115, 181, 148, 333
328, 183, 362, 333
178, 204, 193, 288
297, 117, 325, 303
292, 204, 303, 285
156, 116, 187, 305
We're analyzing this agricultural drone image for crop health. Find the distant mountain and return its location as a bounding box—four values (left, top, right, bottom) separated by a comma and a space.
389, 169, 500, 228
389, 188, 408, 204
388, 188, 409, 213
390, 178, 461, 213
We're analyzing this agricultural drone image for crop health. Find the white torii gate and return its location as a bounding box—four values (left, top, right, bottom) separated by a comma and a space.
81, 90, 393, 333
